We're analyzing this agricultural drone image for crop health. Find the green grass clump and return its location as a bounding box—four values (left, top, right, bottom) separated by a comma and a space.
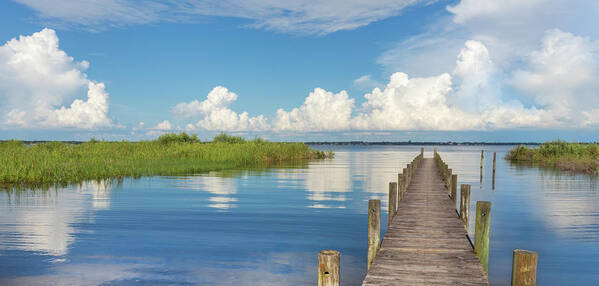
0, 133, 333, 188
212, 133, 245, 144
507, 141, 599, 174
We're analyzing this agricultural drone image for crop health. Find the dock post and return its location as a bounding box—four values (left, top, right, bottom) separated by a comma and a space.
367, 200, 381, 270
397, 174, 403, 200
403, 168, 408, 189
388, 182, 398, 226
511, 249, 538, 286
492, 152, 496, 189
421, 147, 424, 157
475, 201, 492, 274
480, 150, 484, 182
451, 174, 457, 201
447, 169, 452, 192
460, 184, 471, 228
318, 250, 340, 286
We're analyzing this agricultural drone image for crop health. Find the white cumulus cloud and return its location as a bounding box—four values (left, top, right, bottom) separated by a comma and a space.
511, 29, 599, 116
172, 86, 269, 131
0, 28, 111, 129
273, 88, 354, 131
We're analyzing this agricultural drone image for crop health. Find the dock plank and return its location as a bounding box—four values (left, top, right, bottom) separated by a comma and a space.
362, 158, 489, 285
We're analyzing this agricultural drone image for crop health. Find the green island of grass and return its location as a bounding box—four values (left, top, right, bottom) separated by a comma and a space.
507, 141, 599, 174
0, 133, 333, 188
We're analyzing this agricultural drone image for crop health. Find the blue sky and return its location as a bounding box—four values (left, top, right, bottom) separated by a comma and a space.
0, 0, 598, 142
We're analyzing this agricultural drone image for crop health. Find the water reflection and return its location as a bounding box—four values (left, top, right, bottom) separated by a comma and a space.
0, 181, 113, 256
1, 146, 599, 285
173, 173, 238, 210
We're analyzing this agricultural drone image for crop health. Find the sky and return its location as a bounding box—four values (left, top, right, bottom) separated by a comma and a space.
0, 0, 598, 142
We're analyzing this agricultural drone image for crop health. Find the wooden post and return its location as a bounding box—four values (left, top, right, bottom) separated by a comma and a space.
480, 150, 484, 170
367, 199, 381, 270
397, 174, 403, 200
318, 250, 340, 286
388, 182, 398, 226
451, 174, 457, 202
421, 147, 424, 157
475, 201, 492, 274
492, 152, 497, 190
511, 249, 538, 286
447, 169, 453, 192
403, 168, 408, 189
460, 184, 471, 228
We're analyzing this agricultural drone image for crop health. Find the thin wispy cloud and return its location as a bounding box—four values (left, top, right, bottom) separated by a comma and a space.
13, 0, 432, 35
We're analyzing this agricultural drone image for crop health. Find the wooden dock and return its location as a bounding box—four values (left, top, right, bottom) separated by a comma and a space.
362, 157, 489, 286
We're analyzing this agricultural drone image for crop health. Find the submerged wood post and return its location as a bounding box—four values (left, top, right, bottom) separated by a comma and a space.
451, 174, 457, 201
511, 249, 538, 286
318, 250, 340, 286
460, 184, 471, 227
367, 200, 381, 270
475, 201, 492, 274
388, 182, 398, 226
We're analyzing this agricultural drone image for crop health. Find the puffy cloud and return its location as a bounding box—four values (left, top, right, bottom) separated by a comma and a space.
15, 0, 430, 35
154, 120, 172, 130
0, 28, 111, 129
452, 40, 500, 112
511, 29, 599, 114
351, 72, 482, 130
172, 86, 269, 131
273, 88, 354, 131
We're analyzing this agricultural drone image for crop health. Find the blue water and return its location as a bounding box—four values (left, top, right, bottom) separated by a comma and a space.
0, 145, 598, 285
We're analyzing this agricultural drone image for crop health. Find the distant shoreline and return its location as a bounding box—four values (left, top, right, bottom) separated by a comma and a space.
305, 141, 541, 146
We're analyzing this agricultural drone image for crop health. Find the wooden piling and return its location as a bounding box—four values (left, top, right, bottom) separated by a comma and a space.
367, 199, 381, 270
403, 168, 408, 188
475, 201, 492, 274
397, 174, 404, 200
388, 182, 398, 226
451, 174, 457, 201
421, 147, 424, 157
318, 250, 340, 286
447, 169, 453, 192
460, 184, 471, 228
492, 152, 496, 190
511, 249, 538, 286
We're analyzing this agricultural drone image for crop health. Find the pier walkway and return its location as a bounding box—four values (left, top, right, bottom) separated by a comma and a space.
362, 158, 489, 285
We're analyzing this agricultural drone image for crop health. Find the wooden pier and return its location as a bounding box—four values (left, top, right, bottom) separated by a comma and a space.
362, 155, 489, 285
319, 149, 539, 286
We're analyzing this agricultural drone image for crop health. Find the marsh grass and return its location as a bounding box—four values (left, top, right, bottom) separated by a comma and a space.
0, 133, 333, 188
507, 141, 599, 174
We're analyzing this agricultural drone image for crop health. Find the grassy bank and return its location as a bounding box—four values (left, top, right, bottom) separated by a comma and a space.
0, 133, 333, 188
507, 141, 599, 174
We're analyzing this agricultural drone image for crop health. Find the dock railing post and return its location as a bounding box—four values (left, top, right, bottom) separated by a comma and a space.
451, 174, 457, 201
460, 184, 471, 228
421, 147, 424, 158
367, 200, 381, 270
388, 182, 398, 226
446, 169, 452, 192
475, 201, 492, 274
511, 249, 538, 286
480, 150, 484, 182
318, 250, 340, 286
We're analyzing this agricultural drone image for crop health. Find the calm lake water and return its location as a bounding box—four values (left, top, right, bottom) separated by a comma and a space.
1, 145, 598, 285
